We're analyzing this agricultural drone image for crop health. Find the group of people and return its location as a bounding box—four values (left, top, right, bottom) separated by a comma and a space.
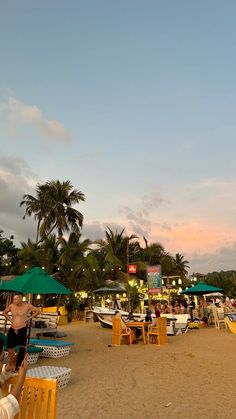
147, 299, 192, 317
0, 292, 40, 418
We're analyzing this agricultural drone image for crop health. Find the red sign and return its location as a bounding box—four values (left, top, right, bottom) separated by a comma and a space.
128, 264, 136, 274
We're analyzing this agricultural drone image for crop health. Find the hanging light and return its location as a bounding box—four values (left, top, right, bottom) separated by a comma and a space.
172, 280, 176, 286
178, 278, 182, 285
36, 294, 41, 300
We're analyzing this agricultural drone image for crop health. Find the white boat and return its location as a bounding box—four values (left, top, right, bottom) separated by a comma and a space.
92, 307, 144, 328
92, 307, 187, 335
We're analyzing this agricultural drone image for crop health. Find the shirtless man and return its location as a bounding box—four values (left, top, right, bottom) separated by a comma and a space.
3, 293, 40, 369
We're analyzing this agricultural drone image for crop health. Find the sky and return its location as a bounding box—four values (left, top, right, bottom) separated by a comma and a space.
1, 0, 236, 275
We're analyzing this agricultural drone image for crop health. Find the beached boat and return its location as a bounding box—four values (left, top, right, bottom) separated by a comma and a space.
92, 307, 144, 328
92, 307, 188, 335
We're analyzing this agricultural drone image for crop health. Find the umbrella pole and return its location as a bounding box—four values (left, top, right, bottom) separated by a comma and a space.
4, 293, 12, 334
55, 295, 61, 339
27, 319, 32, 345
27, 294, 35, 345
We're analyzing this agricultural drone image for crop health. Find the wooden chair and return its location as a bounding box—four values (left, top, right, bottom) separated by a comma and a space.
211, 306, 225, 329
112, 317, 132, 345
2, 376, 57, 419
158, 317, 168, 344
147, 318, 162, 346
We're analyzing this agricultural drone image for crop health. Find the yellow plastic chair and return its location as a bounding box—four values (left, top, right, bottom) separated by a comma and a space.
112, 317, 132, 345
2, 376, 57, 419
158, 317, 168, 344
147, 322, 160, 346
147, 317, 168, 346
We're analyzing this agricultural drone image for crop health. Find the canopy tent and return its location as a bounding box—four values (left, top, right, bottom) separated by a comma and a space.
180, 281, 224, 296
0, 266, 71, 295
93, 286, 127, 311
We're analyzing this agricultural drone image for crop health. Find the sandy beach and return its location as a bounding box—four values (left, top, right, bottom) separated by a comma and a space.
34, 322, 236, 419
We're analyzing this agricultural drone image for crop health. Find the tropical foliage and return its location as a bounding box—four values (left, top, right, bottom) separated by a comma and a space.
20, 180, 85, 243
1, 178, 235, 302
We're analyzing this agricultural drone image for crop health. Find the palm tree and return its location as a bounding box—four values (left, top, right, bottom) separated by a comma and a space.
173, 253, 190, 278
96, 227, 138, 282
57, 232, 91, 267
17, 239, 41, 271
141, 237, 165, 266
39, 234, 60, 274
20, 180, 85, 243
0, 230, 18, 275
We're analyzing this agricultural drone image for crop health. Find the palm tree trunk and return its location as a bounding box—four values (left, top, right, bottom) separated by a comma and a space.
36, 223, 57, 244
36, 218, 41, 243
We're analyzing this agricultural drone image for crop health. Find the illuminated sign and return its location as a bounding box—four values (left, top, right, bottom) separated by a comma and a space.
147, 265, 162, 294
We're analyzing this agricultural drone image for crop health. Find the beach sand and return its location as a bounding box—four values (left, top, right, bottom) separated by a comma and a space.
34, 321, 236, 419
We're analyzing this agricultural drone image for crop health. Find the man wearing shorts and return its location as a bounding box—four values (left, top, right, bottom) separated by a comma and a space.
3, 293, 40, 369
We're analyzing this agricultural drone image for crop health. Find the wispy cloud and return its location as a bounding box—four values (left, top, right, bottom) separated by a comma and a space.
0, 154, 38, 243
0, 96, 72, 142
119, 190, 167, 237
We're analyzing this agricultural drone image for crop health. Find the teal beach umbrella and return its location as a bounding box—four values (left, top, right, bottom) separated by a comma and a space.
180, 281, 224, 296
0, 266, 71, 295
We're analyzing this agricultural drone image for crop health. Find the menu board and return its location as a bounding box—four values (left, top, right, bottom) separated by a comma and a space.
147, 265, 162, 294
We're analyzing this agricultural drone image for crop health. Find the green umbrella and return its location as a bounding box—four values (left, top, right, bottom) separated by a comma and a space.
180, 281, 224, 296
0, 266, 71, 295
0, 267, 71, 343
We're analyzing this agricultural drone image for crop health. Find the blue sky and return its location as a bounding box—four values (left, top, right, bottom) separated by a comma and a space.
1, 0, 236, 274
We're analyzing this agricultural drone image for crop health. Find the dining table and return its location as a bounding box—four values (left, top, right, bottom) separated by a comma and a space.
126, 321, 151, 344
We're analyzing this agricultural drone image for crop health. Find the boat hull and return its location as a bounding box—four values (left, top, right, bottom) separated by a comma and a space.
92, 307, 189, 335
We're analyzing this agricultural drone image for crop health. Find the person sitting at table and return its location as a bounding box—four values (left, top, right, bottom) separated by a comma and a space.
127, 311, 135, 321
114, 312, 130, 333
174, 302, 180, 314
162, 304, 170, 314
154, 303, 161, 318
115, 312, 142, 342
188, 297, 195, 320
145, 309, 152, 322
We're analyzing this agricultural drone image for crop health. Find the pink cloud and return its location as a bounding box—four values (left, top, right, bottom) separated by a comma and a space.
149, 222, 236, 255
